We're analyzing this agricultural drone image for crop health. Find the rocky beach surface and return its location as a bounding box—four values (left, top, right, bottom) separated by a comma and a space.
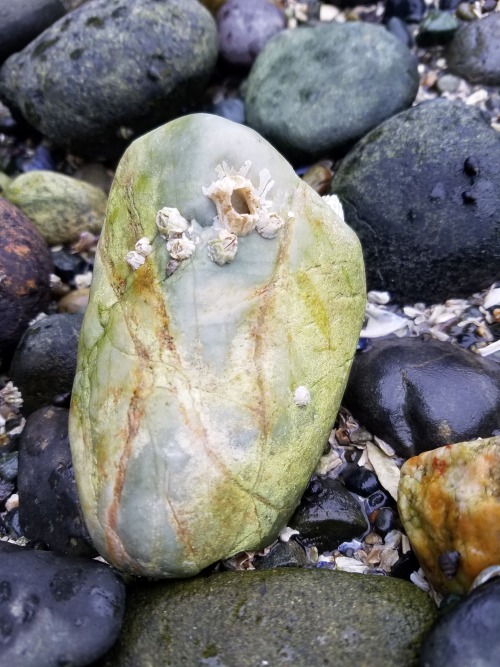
0, 0, 499, 665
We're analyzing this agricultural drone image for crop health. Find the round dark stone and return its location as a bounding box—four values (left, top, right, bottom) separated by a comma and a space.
373, 507, 400, 537
331, 99, 500, 303
343, 337, 500, 459
17, 406, 95, 556
365, 490, 388, 514
340, 462, 381, 497
9, 313, 83, 416
253, 540, 307, 570
447, 13, 500, 85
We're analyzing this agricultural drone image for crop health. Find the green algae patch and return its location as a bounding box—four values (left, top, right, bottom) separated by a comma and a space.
69, 114, 365, 578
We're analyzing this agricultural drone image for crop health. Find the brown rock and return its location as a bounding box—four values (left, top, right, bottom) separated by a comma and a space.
398, 436, 500, 594
57, 288, 89, 314
0, 198, 52, 358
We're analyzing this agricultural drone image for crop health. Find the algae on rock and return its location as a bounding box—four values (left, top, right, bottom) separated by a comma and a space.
69, 114, 365, 578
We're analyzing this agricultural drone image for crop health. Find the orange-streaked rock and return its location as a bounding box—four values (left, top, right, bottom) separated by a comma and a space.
398, 437, 500, 594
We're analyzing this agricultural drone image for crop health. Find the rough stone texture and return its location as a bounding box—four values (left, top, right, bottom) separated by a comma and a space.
331, 99, 500, 303
17, 406, 95, 555
289, 477, 369, 551
5, 170, 107, 245
217, 0, 286, 67
0, 198, 52, 360
10, 313, 83, 415
98, 569, 437, 667
0, 541, 125, 666
69, 113, 365, 578
343, 337, 500, 459
420, 578, 500, 666
0, 0, 65, 64
398, 437, 500, 595
447, 12, 500, 85
0, 0, 218, 159
245, 22, 418, 161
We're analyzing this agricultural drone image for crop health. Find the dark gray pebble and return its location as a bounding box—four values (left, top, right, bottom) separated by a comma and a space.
447, 12, 500, 85
289, 476, 368, 552
253, 539, 307, 570
343, 337, 500, 459
9, 313, 83, 416
17, 406, 95, 556
0, 541, 125, 667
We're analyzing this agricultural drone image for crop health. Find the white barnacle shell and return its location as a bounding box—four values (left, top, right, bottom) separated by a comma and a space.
323, 194, 345, 222
256, 210, 285, 239
135, 237, 153, 257
202, 162, 260, 236
155, 207, 190, 239
125, 251, 146, 270
166, 233, 196, 261
207, 229, 238, 266
294, 386, 311, 406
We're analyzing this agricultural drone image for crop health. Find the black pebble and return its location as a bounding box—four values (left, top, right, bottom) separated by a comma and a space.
373, 507, 400, 537
340, 462, 381, 497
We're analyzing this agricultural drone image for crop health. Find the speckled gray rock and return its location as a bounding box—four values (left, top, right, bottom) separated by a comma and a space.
420, 578, 500, 666
18, 406, 95, 556
98, 569, 437, 667
245, 22, 418, 161
343, 337, 500, 459
331, 99, 500, 303
10, 313, 83, 415
0, 541, 125, 667
0, 0, 218, 159
5, 171, 106, 245
0, 0, 65, 64
447, 13, 500, 85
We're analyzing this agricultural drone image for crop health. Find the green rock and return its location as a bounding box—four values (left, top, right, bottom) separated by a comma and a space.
0, 0, 218, 158
69, 113, 365, 578
5, 170, 107, 245
99, 569, 437, 666
0, 171, 11, 193
245, 22, 419, 161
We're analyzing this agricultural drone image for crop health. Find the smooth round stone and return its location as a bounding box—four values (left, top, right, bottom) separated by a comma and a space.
420, 578, 500, 666
9, 313, 83, 415
217, 0, 286, 66
340, 462, 381, 497
447, 13, 500, 85
245, 22, 418, 161
17, 406, 94, 555
4, 170, 107, 246
100, 569, 436, 667
0, 0, 65, 63
416, 9, 460, 46
331, 99, 500, 303
0, 541, 125, 666
383, 0, 426, 22
0, 0, 218, 159
210, 97, 246, 124
0, 198, 52, 359
58, 287, 90, 313
288, 477, 368, 551
343, 337, 500, 459
436, 73, 462, 93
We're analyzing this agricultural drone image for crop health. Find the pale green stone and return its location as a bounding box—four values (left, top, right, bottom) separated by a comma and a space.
69, 114, 366, 578
5, 170, 107, 245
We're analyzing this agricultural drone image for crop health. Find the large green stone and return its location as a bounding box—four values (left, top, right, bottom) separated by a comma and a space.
69, 114, 365, 578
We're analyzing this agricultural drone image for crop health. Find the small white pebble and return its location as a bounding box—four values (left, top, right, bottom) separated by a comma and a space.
294, 386, 311, 406
5, 493, 19, 512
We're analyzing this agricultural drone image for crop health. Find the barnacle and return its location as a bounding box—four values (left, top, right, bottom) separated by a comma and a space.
166, 233, 197, 261
156, 207, 190, 239
125, 237, 152, 270
256, 211, 285, 239
294, 386, 311, 406
207, 229, 238, 265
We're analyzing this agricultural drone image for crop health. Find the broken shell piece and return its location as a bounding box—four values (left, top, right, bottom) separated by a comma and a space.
294, 386, 311, 406
166, 233, 196, 261
156, 207, 189, 239
207, 229, 238, 266
203, 162, 261, 236
256, 211, 285, 239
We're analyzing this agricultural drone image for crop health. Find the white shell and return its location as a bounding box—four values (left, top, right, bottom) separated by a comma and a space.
135, 237, 153, 257
166, 233, 196, 261
156, 207, 189, 238
256, 211, 285, 239
207, 229, 238, 266
125, 250, 146, 270
293, 386, 311, 406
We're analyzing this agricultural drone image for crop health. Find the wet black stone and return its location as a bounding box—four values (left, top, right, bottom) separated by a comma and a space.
420, 577, 500, 666
289, 477, 368, 552
383, 0, 426, 23
0, 0, 65, 64
343, 337, 500, 459
17, 406, 95, 556
0, 541, 125, 667
331, 99, 500, 303
373, 507, 400, 537
253, 540, 307, 570
340, 462, 381, 497
9, 313, 83, 416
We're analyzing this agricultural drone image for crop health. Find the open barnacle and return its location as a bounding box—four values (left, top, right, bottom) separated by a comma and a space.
256, 210, 285, 239
207, 229, 238, 266
156, 207, 189, 239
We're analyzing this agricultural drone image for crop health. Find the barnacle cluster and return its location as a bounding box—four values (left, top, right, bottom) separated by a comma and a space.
156, 207, 198, 261
125, 237, 153, 270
